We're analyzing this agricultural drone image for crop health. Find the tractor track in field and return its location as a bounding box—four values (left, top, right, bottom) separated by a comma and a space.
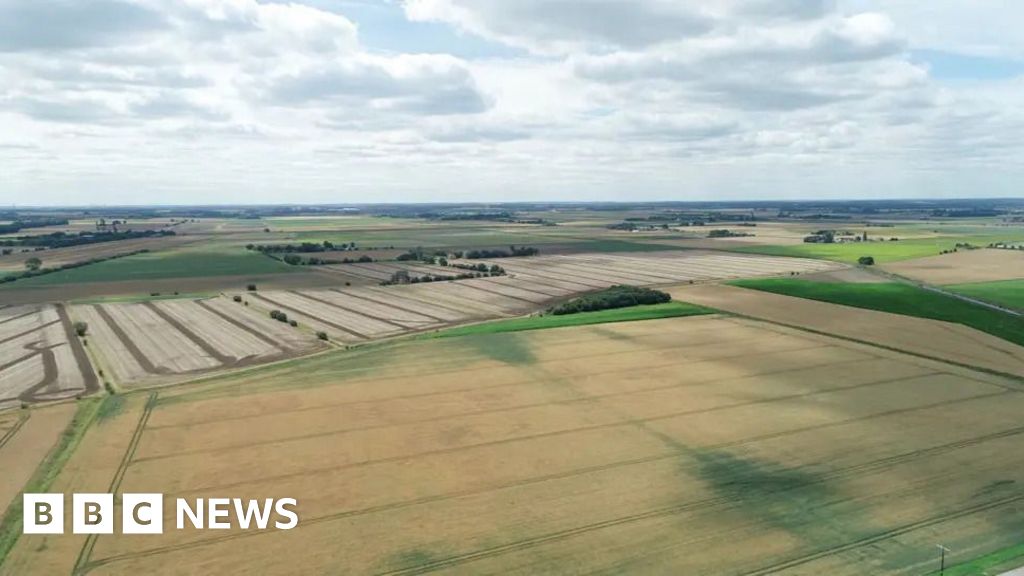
330, 289, 445, 323
74, 392, 157, 576
81, 420, 1024, 574
143, 301, 235, 365
476, 277, 565, 298
147, 352, 874, 430
129, 387, 1009, 498
741, 492, 1024, 575
365, 288, 474, 318
94, 305, 172, 376
193, 299, 284, 349
0, 319, 60, 346
134, 337, 839, 426
0, 309, 38, 327
448, 281, 541, 305
133, 369, 938, 463
18, 341, 60, 402
290, 290, 408, 330
0, 411, 29, 451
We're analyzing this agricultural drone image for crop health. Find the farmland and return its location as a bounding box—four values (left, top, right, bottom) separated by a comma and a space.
3, 202, 1024, 575
727, 278, 1024, 348
5, 314, 1024, 574
1, 246, 296, 287
69, 296, 324, 388
670, 283, 1024, 377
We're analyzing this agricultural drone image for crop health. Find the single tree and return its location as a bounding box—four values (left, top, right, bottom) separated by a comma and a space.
24, 257, 42, 271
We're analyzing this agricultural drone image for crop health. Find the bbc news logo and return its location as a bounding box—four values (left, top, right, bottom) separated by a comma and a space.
24, 494, 298, 535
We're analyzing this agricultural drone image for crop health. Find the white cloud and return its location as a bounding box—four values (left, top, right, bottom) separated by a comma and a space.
0, 0, 1021, 204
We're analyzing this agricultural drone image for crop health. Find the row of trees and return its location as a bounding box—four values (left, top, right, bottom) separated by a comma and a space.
246, 241, 366, 253
279, 254, 373, 266
0, 217, 68, 235
381, 266, 506, 286
464, 245, 539, 259
1, 249, 150, 284
548, 285, 671, 315
1, 229, 175, 249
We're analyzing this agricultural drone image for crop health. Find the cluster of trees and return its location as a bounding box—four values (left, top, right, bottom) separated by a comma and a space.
464, 245, 539, 259
803, 230, 836, 243
269, 310, 298, 327
1, 249, 150, 284
396, 247, 447, 263
548, 285, 671, 315
707, 229, 753, 238
1, 229, 175, 249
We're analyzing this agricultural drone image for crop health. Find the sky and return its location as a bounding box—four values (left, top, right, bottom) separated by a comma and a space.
1, 0, 1022, 206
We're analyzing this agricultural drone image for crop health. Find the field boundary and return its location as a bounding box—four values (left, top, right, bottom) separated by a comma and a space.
719, 308, 1024, 386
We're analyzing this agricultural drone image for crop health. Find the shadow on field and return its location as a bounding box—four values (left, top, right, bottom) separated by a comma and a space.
455, 332, 536, 365
691, 449, 865, 546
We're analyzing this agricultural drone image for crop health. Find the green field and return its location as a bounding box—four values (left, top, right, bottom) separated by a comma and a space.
729, 278, 1024, 347
427, 302, 712, 338
946, 279, 1024, 311
730, 235, 1024, 264
0, 248, 295, 287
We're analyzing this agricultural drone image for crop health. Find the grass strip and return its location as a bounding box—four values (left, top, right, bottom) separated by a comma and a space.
0, 397, 109, 566
425, 302, 712, 338
729, 279, 1024, 347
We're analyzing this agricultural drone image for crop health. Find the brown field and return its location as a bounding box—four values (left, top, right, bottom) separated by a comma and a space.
670, 283, 1024, 376
882, 248, 1024, 285
0, 403, 75, 514
6, 313, 1024, 575
0, 305, 97, 409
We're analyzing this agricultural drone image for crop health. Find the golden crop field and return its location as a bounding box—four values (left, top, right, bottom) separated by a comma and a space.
6, 314, 1024, 575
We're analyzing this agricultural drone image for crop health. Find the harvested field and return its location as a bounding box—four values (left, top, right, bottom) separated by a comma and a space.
18, 314, 1024, 575
227, 252, 846, 352
0, 305, 96, 408
670, 283, 1024, 377
882, 248, 1024, 285
68, 298, 323, 388
493, 251, 841, 287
